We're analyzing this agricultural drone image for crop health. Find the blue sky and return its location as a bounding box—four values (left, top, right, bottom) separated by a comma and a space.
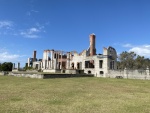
0, 0, 150, 66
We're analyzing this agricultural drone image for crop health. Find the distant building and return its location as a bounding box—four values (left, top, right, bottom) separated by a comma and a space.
27, 33, 117, 77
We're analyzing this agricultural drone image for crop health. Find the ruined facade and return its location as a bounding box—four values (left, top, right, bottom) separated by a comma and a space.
27, 33, 117, 77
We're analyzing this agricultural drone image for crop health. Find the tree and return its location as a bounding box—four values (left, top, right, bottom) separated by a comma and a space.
0, 62, 13, 71
143, 58, 150, 69
117, 51, 150, 70
0, 63, 2, 71
135, 55, 145, 69
118, 51, 136, 69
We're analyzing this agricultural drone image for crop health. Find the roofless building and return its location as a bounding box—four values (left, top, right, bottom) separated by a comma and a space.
27, 33, 117, 77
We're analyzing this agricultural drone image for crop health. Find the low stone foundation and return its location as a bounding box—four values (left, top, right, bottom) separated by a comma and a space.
43, 73, 94, 79
42, 69, 84, 74
7, 72, 94, 79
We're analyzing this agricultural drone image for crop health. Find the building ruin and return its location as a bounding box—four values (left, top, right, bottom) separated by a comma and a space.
27, 33, 117, 77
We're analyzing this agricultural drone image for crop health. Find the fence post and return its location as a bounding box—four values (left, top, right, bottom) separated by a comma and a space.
124, 67, 128, 79
146, 67, 149, 80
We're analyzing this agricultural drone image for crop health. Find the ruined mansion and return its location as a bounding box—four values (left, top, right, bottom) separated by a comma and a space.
27, 33, 117, 77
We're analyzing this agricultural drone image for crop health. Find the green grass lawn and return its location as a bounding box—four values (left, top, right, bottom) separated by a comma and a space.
0, 76, 150, 113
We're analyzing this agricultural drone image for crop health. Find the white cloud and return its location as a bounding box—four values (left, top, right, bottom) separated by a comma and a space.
31, 10, 39, 13
0, 20, 13, 29
20, 27, 40, 38
0, 20, 14, 35
122, 43, 134, 48
122, 43, 150, 57
0, 48, 20, 63
26, 9, 39, 16
35, 22, 45, 30
0, 52, 19, 62
0, 48, 27, 67
129, 45, 150, 57
0, 20, 47, 38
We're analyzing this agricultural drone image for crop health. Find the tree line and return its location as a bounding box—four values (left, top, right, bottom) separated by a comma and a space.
117, 51, 150, 70
0, 62, 13, 71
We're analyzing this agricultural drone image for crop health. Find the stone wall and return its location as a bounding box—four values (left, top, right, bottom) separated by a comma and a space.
7, 72, 94, 79
107, 69, 150, 80
0, 71, 9, 75
9, 72, 44, 79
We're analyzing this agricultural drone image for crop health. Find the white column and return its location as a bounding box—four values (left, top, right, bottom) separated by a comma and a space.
13, 63, 15, 69
17, 62, 20, 70
38, 63, 41, 70
54, 59, 57, 69
46, 60, 49, 69
27, 58, 30, 67
61, 51, 63, 69
67, 52, 70, 69
44, 60, 47, 69
41, 62, 43, 69
48, 61, 51, 69
51, 50, 54, 69
46, 51, 49, 61
49, 60, 52, 69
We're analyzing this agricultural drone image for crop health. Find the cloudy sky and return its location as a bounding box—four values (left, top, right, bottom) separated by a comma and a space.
0, 0, 150, 66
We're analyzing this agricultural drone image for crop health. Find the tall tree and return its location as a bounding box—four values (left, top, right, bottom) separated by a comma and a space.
118, 51, 136, 69
144, 58, 150, 69
0, 62, 13, 71
0, 63, 2, 71
135, 55, 145, 69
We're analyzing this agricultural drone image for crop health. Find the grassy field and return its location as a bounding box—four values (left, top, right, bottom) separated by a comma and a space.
0, 76, 150, 113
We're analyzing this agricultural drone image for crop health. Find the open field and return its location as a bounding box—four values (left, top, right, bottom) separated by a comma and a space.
0, 76, 150, 113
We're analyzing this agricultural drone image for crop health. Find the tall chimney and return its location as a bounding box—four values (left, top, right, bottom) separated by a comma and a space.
89, 33, 96, 56
33, 50, 36, 61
